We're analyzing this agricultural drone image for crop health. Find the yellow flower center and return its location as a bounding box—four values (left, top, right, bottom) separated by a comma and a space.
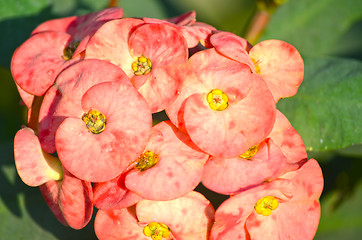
82, 109, 106, 134
251, 57, 261, 75
254, 196, 279, 216
239, 145, 260, 160
206, 89, 229, 111
135, 151, 159, 171
132, 56, 152, 75
143, 222, 170, 240
62, 41, 80, 61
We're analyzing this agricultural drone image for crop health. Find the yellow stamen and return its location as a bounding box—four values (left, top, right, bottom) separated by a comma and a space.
251, 57, 261, 75
239, 145, 260, 160
254, 196, 279, 216
135, 151, 159, 171
143, 222, 170, 240
62, 41, 80, 61
132, 56, 152, 76
206, 89, 229, 111
82, 109, 106, 134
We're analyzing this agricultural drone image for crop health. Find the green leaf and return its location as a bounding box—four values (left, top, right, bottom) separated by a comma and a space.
277, 57, 362, 151
261, 0, 362, 57
0, 143, 97, 239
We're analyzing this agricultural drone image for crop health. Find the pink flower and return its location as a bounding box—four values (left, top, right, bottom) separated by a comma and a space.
210, 159, 323, 240
14, 127, 63, 186
166, 48, 276, 157
95, 191, 215, 240
209, 32, 304, 102
10, 8, 123, 96
55, 80, 152, 182
249, 39, 304, 102
202, 110, 307, 194
85, 19, 188, 112
38, 59, 132, 153
143, 11, 216, 48
40, 168, 93, 229
13, 127, 93, 229
32, 7, 123, 56
92, 172, 143, 210
124, 121, 209, 201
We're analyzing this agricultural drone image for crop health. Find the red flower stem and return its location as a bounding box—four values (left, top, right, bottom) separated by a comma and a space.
245, 10, 271, 45
28, 96, 43, 134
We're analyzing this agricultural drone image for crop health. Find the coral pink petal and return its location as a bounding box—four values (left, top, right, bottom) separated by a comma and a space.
129, 23, 188, 112
58, 169, 93, 229
210, 31, 254, 70
166, 48, 252, 129
249, 39, 304, 102
268, 110, 307, 167
202, 139, 287, 195
38, 59, 129, 153
125, 121, 208, 200
188, 48, 252, 99
280, 159, 324, 200
180, 22, 215, 48
95, 208, 147, 240
39, 181, 68, 226
133, 66, 181, 113
183, 94, 247, 157
246, 159, 323, 239
85, 18, 144, 77
93, 173, 143, 210
183, 74, 275, 157
55, 81, 152, 182
15, 83, 34, 108
227, 74, 276, 151
11, 31, 71, 96
166, 11, 196, 25
210, 186, 290, 240
165, 67, 204, 128
32, 16, 77, 34
129, 23, 188, 65
67, 7, 123, 41
14, 128, 62, 186
136, 191, 215, 239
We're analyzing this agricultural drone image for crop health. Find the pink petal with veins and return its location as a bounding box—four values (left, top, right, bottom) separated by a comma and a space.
55, 81, 152, 182
249, 39, 304, 102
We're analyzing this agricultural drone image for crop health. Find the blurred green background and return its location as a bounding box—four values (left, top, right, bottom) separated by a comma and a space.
0, 0, 361, 239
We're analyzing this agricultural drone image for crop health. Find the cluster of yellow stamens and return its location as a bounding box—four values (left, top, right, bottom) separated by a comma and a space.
254, 196, 279, 216
143, 222, 171, 240
132, 56, 152, 75
239, 145, 260, 160
82, 109, 107, 134
251, 57, 261, 75
135, 150, 159, 171
206, 89, 229, 111
62, 41, 80, 61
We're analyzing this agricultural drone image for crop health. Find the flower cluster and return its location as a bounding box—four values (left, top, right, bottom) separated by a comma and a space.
12, 7, 323, 239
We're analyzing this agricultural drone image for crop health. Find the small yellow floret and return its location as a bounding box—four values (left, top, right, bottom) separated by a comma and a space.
132, 56, 152, 75
82, 109, 106, 134
239, 145, 260, 160
254, 196, 279, 216
62, 41, 80, 61
143, 222, 170, 240
206, 89, 229, 111
251, 57, 261, 75
135, 150, 159, 171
